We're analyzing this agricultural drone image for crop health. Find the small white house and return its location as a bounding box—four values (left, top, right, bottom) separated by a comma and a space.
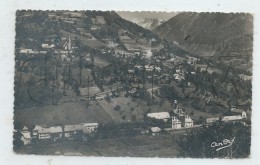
150, 127, 161, 136
242, 111, 247, 119
184, 115, 194, 128
21, 126, 31, 145
32, 125, 44, 139
172, 116, 182, 129
42, 43, 55, 49
81, 123, 98, 134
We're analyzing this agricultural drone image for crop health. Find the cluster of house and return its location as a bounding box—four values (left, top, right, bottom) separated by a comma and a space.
146, 104, 195, 135
19, 123, 98, 145
206, 107, 248, 125
19, 36, 80, 64
145, 102, 248, 135
19, 49, 48, 55
133, 65, 162, 72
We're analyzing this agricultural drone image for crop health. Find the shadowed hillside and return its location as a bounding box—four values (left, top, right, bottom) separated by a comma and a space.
154, 12, 253, 69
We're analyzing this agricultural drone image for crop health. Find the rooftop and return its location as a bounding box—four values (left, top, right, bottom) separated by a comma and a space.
50, 126, 63, 133
38, 127, 50, 134
147, 112, 170, 120
64, 124, 82, 132
172, 116, 181, 124
150, 127, 161, 133
185, 115, 194, 123
81, 123, 98, 127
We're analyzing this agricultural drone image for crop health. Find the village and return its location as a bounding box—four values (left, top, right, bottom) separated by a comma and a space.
14, 11, 252, 157
16, 101, 248, 146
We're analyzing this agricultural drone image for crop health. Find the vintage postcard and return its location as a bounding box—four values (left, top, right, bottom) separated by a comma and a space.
13, 10, 253, 158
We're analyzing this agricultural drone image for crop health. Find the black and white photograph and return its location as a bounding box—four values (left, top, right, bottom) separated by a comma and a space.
12, 10, 253, 158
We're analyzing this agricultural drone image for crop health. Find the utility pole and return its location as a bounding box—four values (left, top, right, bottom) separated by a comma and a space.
63, 65, 66, 95
44, 55, 48, 87
79, 55, 82, 86
230, 141, 233, 159
87, 76, 90, 106
142, 65, 146, 98
52, 74, 55, 105
152, 70, 154, 101
55, 65, 58, 81
68, 63, 71, 80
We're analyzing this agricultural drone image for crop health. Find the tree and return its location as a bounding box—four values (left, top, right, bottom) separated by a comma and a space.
13, 121, 24, 150
177, 123, 251, 158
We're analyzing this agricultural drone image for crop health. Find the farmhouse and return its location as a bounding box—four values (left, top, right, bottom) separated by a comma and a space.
206, 111, 247, 125
21, 126, 31, 145
81, 123, 98, 134
147, 112, 170, 122
64, 124, 83, 138
64, 123, 98, 138
32, 125, 44, 139
150, 127, 161, 136
38, 127, 51, 140
42, 41, 55, 49
50, 126, 63, 140
37, 126, 62, 140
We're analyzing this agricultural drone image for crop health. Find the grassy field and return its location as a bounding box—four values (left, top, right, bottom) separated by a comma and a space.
15, 101, 114, 127
15, 94, 175, 128
61, 30, 105, 48
15, 134, 180, 157
98, 96, 173, 122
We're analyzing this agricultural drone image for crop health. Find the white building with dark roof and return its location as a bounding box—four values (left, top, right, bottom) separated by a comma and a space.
21, 126, 32, 145
82, 123, 99, 134
38, 127, 51, 140
150, 127, 161, 136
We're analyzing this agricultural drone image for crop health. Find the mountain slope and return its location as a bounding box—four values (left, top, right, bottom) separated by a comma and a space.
153, 12, 253, 62
128, 18, 164, 30
117, 11, 178, 30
